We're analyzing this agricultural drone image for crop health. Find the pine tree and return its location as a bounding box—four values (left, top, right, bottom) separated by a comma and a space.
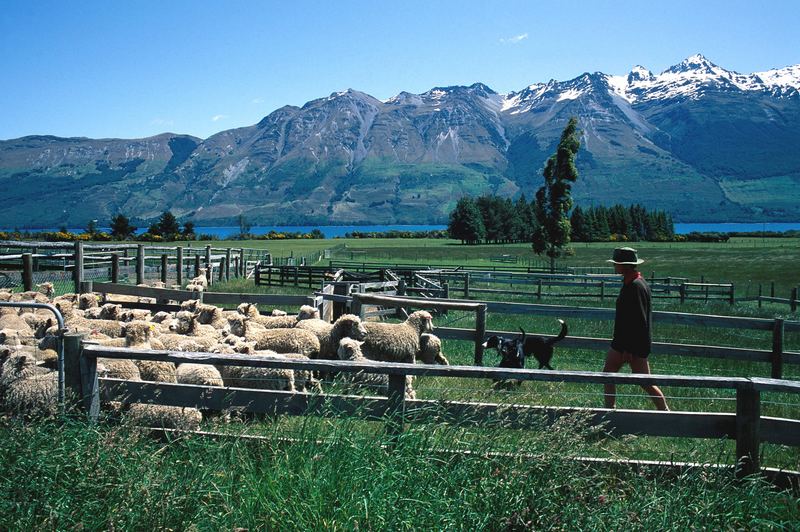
570, 205, 588, 241
532, 117, 581, 271
110, 214, 136, 240
448, 197, 485, 244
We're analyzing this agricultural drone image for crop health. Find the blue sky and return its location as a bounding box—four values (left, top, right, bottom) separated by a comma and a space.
1, 0, 798, 140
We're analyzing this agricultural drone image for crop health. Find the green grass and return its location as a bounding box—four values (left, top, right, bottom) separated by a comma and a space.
1, 417, 797, 530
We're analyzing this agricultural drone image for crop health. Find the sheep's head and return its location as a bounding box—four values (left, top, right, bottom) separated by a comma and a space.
226, 315, 248, 338
124, 321, 154, 345
297, 305, 320, 321
237, 302, 259, 317
337, 337, 364, 361
99, 303, 122, 320
270, 309, 287, 317
151, 311, 172, 323
180, 299, 200, 312
36, 282, 54, 298
407, 311, 434, 335
335, 314, 368, 341
0, 291, 11, 302
78, 293, 100, 310
0, 328, 22, 347
169, 311, 196, 335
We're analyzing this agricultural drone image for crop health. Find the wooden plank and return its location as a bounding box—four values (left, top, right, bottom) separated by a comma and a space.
750, 377, 800, 393
760, 416, 800, 446
435, 327, 774, 363
202, 292, 312, 307
81, 345, 753, 390
405, 400, 735, 439
353, 293, 484, 311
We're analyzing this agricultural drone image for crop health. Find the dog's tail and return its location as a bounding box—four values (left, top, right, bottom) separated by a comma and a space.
546, 319, 567, 346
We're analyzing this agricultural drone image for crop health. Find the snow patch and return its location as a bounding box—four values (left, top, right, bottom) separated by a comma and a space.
221, 158, 249, 187
556, 88, 584, 102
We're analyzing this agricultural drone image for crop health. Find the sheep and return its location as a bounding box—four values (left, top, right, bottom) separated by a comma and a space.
35, 282, 55, 298
360, 310, 434, 364
417, 333, 449, 365
119, 308, 152, 322
236, 303, 319, 329
0, 352, 58, 418
336, 337, 416, 399
218, 353, 296, 392
186, 283, 205, 294
10, 290, 50, 304
78, 292, 101, 310
0, 290, 11, 302
84, 303, 123, 320
187, 268, 209, 290
295, 314, 368, 359
192, 303, 228, 329
0, 308, 34, 338
125, 403, 202, 431
175, 363, 224, 387
104, 320, 177, 383
225, 316, 320, 357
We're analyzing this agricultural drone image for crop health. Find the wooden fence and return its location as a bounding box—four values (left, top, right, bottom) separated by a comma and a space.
332, 294, 800, 379
0, 240, 269, 292
69, 342, 800, 480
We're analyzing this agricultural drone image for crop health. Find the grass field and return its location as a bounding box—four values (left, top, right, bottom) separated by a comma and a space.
2, 236, 799, 528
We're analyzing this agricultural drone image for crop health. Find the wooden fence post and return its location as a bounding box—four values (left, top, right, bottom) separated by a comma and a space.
225, 248, 231, 282
136, 244, 144, 285
758, 284, 762, 309
791, 287, 798, 313
679, 283, 686, 304
205, 245, 212, 271
111, 253, 119, 283
160, 254, 168, 285
735, 387, 761, 478
254, 263, 261, 286
771, 282, 775, 298
79, 343, 100, 423
771, 318, 784, 379
62, 332, 86, 408
385, 373, 407, 444
474, 304, 487, 366
464, 273, 470, 298
599, 280, 605, 302
537, 279, 543, 300
239, 248, 245, 276
729, 283, 735, 305
194, 254, 201, 278
22, 253, 33, 291
73, 241, 84, 294
176, 246, 183, 287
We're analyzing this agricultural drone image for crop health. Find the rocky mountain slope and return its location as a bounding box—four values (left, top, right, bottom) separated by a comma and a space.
1, 54, 798, 227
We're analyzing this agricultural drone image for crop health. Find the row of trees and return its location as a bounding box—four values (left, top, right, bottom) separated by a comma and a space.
110, 212, 195, 241
448, 196, 674, 244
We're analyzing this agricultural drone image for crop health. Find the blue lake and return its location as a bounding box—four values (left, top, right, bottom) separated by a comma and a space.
5, 223, 800, 239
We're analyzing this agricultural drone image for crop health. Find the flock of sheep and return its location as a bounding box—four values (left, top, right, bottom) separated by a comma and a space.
0, 279, 448, 431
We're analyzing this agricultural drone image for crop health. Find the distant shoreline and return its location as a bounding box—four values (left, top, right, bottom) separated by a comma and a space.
2, 222, 800, 239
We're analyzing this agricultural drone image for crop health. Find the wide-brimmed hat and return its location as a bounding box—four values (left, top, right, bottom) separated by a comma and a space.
607, 247, 644, 265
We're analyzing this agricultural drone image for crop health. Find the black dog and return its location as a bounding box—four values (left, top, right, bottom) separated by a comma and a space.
482, 319, 568, 371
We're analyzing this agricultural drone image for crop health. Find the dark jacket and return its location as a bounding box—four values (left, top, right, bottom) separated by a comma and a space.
611, 277, 652, 357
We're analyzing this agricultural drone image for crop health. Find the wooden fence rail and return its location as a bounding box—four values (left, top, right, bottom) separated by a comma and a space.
72, 343, 800, 479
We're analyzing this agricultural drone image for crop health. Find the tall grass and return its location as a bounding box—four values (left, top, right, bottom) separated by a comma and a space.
1, 416, 796, 530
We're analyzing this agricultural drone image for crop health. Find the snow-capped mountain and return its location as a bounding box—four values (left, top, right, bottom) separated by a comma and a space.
1, 54, 799, 227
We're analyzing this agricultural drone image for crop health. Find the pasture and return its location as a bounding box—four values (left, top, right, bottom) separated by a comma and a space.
1, 236, 799, 528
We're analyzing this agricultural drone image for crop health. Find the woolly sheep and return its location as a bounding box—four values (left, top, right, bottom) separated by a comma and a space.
417, 333, 448, 365
188, 268, 209, 289
125, 403, 202, 431
176, 363, 224, 387
35, 282, 54, 298
360, 310, 434, 364
10, 290, 50, 304
119, 308, 152, 322
295, 314, 367, 359
192, 303, 228, 329
218, 353, 295, 392
78, 293, 101, 310
0, 352, 58, 417
237, 303, 319, 329
84, 303, 123, 320
226, 316, 320, 357
0, 308, 34, 338
336, 338, 415, 399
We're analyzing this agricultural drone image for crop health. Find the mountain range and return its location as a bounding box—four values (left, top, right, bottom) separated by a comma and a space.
2, 54, 799, 227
